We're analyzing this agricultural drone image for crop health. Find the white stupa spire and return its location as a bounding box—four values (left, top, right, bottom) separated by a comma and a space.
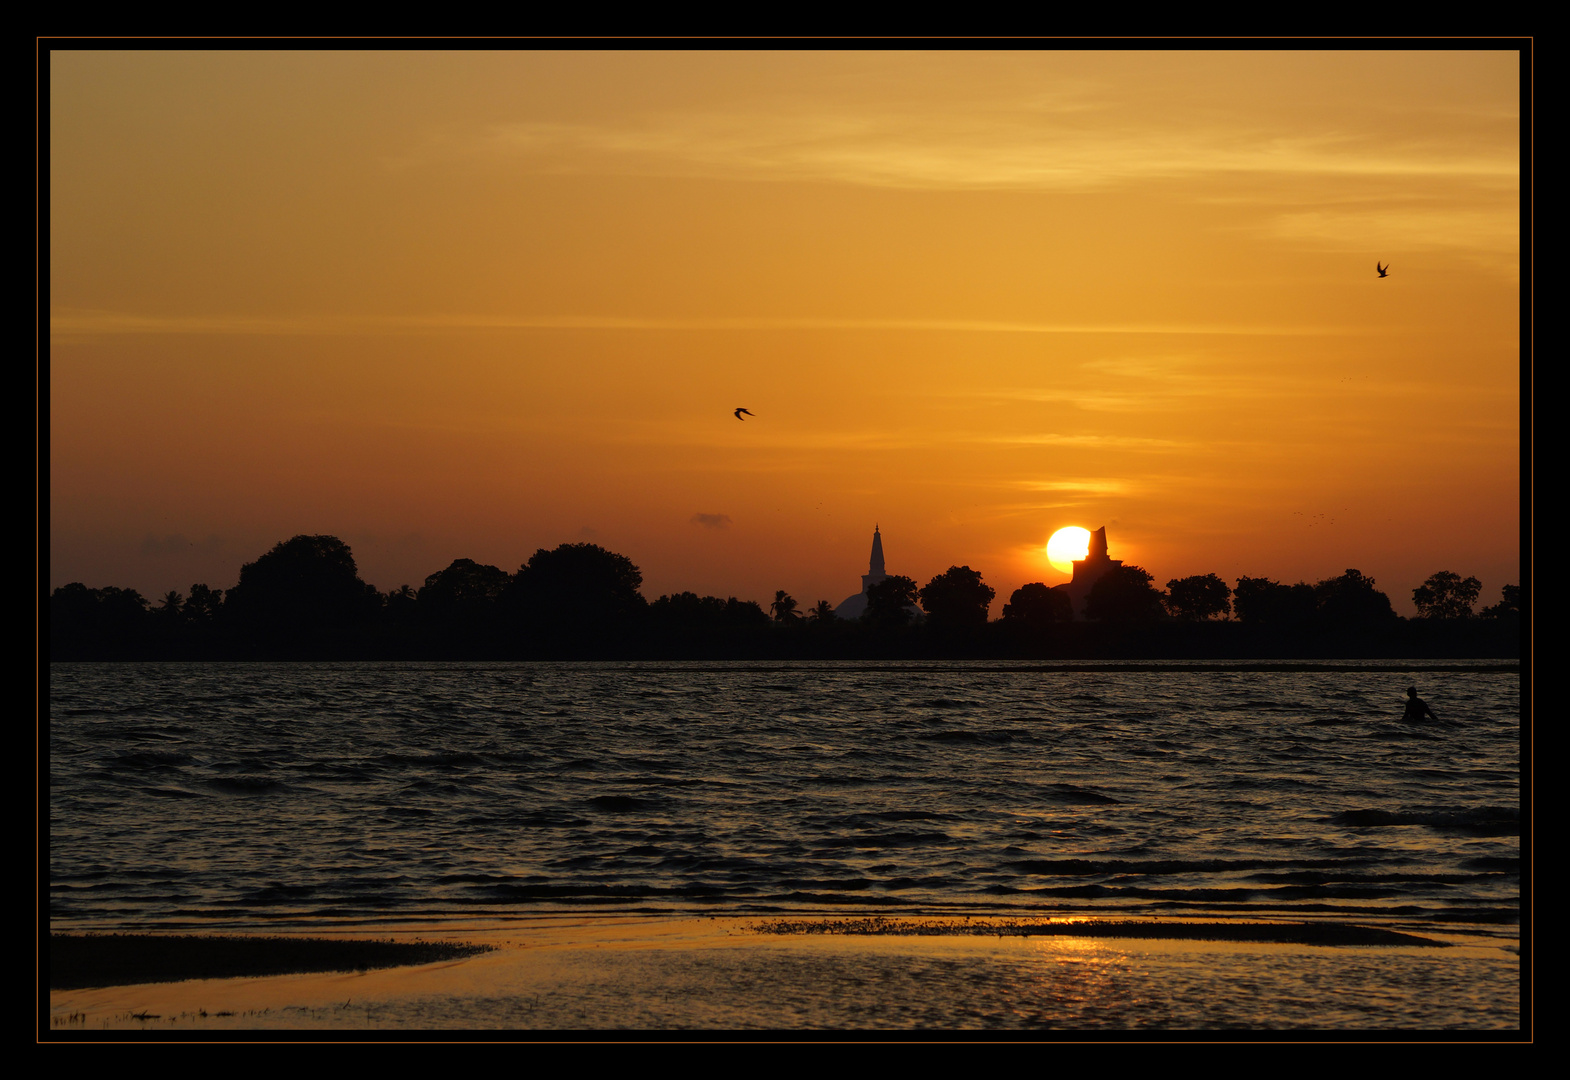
834, 525, 892, 620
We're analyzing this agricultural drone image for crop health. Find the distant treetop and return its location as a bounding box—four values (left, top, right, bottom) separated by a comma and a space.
1412, 571, 1483, 620
919, 566, 994, 631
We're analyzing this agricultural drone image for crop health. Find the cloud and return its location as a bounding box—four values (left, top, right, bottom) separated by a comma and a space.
983, 433, 1188, 450
49, 308, 1340, 340
479, 106, 1517, 196
461, 58, 1518, 265
691, 513, 732, 529
1015, 479, 1134, 496
1264, 201, 1519, 275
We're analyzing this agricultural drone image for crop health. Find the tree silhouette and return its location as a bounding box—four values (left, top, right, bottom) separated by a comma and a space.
152, 591, 186, 649
382, 584, 419, 631
222, 535, 382, 654
183, 583, 224, 624
806, 599, 836, 624
919, 566, 995, 631
503, 543, 647, 645
1233, 576, 1317, 625
1480, 584, 1520, 621
411, 558, 510, 649
175, 583, 226, 654
387, 583, 417, 607
1084, 565, 1164, 622
724, 597, 770, 627
648, 592, 768, 645
1001, 582, 1072, 626
864, 574, 920, 627
1165, 574, 1232, 621
651, 591, 721, 622
771, 590, 801, 622
1312, 568, 1397, 629
420, 559, 510, 621
50, 583, 152, 658
1412, 571, 1482, 619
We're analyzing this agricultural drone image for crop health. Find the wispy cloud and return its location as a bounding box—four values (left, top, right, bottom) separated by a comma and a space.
49, 308, 1346, 341
984, 433, 1188, 450
1015, 478, 1134, 496
1265, 201, 1519, 274
479, 107, 1517, 195
461, 63, 1517, 270
691, 512, 732, 529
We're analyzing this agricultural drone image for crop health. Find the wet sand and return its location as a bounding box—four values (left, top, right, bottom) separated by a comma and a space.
45, 915, 1519, 1034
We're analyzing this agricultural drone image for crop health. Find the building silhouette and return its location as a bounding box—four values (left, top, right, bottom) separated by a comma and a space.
834, 525, 889, 620
1060, 526, 1123, 620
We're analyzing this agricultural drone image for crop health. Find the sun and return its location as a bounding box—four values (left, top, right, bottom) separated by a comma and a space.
1046, 527, 1092, 575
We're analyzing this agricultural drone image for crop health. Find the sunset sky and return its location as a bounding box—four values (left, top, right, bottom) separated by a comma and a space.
48, 49, 1523, 617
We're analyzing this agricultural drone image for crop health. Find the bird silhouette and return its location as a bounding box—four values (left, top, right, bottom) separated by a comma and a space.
1377, 262, 1389, 278
734, 408, 754, 420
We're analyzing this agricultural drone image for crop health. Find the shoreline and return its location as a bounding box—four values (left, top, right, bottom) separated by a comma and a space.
45, 914, 1523, 1034
47, 915, 1461, 992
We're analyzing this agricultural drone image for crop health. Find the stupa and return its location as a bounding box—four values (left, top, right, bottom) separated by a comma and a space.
834, 525, 889, 620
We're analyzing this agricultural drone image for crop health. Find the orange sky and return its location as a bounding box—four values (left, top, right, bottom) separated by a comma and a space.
48, 49, 1523, 616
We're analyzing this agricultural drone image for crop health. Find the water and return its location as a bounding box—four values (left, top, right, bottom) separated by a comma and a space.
47, 659, 1522, 1030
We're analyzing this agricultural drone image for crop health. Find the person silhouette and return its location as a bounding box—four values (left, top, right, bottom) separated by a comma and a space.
1402, 686, 1439, 723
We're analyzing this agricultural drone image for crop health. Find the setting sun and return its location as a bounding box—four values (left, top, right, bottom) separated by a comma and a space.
1046, 527, 1093, 575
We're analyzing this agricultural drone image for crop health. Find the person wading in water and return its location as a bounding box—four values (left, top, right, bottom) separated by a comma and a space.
1402, 686, 1439, 723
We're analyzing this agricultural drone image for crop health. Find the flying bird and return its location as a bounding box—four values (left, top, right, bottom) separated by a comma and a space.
1377, 262, 1389, 278
734, 408, 754, 420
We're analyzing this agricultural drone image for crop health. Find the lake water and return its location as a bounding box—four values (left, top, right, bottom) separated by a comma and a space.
47, 659, 1523, 1031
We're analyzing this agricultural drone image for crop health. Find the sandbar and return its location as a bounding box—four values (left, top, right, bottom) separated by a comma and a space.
45, 915, 1516, 1034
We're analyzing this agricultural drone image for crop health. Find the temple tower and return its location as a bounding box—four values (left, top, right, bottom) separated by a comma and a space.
835, 525, 891, 620
863, 525, 886, 592
1062, 525, 1123, 620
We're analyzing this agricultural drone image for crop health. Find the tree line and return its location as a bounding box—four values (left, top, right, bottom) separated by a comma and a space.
49, 534, 1520, 661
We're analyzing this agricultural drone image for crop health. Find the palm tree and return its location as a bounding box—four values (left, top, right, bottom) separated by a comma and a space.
770, 590, 801, 622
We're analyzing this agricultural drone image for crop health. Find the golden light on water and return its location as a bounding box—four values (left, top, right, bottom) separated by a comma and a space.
1046, 527, 1092, 575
